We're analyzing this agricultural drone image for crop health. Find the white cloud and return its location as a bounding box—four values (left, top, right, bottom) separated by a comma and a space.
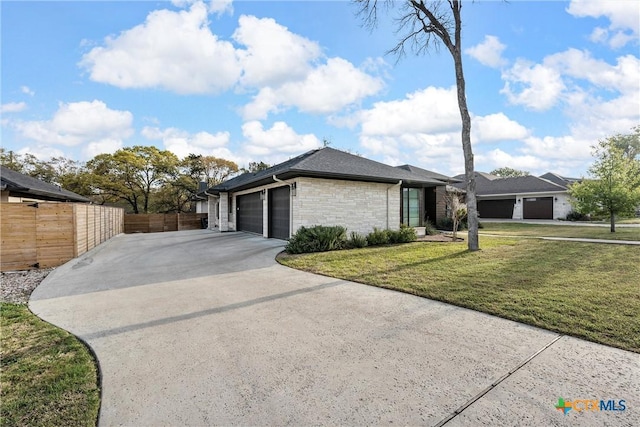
21, 86, 35, 96
567, 0, 639, 48
142, 126, 234, 159
11, 100, 133, 159
83, 139, 123, 159
242, 57, 384, 120
1, 102, 27, 113
500, 59, 565, 111
478, 148, 547, 173
241, 121, 321, 161
80, 2, 241, 94
233, 15, 321, 87
472, 113, 529, 142
465, 35, 507, 68
17, 145, 65, 160
171, 0, 233, 15
359, 86, 460, 137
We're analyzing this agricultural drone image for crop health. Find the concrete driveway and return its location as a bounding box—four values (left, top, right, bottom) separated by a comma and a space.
30, 230, 638, 426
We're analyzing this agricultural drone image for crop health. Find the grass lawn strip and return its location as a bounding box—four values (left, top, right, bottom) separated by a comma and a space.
478, 223, 640, 241
0, 303, 100, 427
279, 237, 640, 353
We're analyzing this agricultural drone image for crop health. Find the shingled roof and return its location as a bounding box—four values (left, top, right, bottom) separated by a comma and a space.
209, 147, 447, 193
1, 165, 90, 203
395, 164, 462, 183
452, 171, 567, 196
538, 172, 580, 188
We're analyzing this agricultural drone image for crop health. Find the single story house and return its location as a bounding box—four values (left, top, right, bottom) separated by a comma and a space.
452, 171, 577, 220
1, 165, 90, 203
202, 147, 454, 239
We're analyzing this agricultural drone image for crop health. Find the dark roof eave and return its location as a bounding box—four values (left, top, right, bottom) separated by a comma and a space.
208, 170, 445, 193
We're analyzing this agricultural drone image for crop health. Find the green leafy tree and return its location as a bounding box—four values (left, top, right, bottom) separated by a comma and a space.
152, 154, 239, 213
87, 146, 179, 213
241, 161, 271, 174
490, 167, 530, 177
0, 149, 26, 173
356, 0, 479, 250
569, 135, 640, 232
610, 125, 639, 160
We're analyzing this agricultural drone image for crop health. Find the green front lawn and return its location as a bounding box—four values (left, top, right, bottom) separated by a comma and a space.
0, 303, 100, 426
478, 222, 640, 240
278, 237, 640, 353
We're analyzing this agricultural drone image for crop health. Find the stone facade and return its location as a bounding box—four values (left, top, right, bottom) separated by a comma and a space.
292, 177, 401, 236
511, 192, 572, 220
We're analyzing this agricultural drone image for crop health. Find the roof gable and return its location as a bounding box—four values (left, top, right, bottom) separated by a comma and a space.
452, 171, 568, 195
210, 147, 448, 193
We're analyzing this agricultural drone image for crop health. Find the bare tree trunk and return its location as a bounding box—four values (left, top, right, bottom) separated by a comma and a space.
451, 3, 479, 251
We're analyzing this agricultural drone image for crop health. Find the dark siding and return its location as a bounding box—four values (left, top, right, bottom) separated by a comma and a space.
478, 199, 515, 219
523, 197, 553, 219
269, 186, 290, 240
236, 192, 263, 234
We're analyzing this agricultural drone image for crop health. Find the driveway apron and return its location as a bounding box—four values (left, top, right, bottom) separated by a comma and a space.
30, 230, 638, 426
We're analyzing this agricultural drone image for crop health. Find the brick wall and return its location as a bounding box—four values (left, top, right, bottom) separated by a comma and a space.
292, 177, 401, 235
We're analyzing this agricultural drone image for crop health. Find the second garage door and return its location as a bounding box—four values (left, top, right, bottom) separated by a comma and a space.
269, 186, 290, 240
236, 192, 263, 234
478, 199, 515, 219
523, 197, 553, 219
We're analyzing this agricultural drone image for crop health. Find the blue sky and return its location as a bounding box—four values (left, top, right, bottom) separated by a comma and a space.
1, 0, 639, 178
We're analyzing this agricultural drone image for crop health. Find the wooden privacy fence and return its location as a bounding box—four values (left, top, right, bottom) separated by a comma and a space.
124, 213, 207, 234
1, 203, 124, 271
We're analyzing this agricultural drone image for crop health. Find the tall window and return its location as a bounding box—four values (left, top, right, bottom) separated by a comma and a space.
402, 188, 421, 227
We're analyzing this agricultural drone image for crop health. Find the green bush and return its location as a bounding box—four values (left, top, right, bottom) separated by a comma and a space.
366, 227, 390, 245
285, 225, 347, 254
437, 217, 465, 231
388, 224, 417, 243
424, 220, 438, 235
565, 210, 590, 221
347, 231, 368, 248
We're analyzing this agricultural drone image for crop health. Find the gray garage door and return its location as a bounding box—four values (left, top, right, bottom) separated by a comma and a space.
523, 197, 553, 219
237, 192, 263, 234
269, 186, 290, 240
478, 199, 515, 218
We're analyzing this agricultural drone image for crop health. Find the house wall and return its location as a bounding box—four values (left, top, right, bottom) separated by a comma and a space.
292, 177, 401, 236
435, 187, 447, 221
511, 192, 572, 219
0, 190, 8, 202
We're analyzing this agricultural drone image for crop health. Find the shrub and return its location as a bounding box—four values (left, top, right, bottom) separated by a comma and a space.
565, 210, 590, 221
424, 220, 438, 235
366, 227, 390, 246
436, 217, 468, 231
388, 224, 417, 243
347, 231, 368, 249
285, 225, 347, 254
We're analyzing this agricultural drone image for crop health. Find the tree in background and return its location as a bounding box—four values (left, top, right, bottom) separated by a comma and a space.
86, 146, 179, 214
569, 131, 640, 232
154, 154, 239, 213
241, 161, 271, 174
610, 125, 639, 160
356, 0, 479, 250
490, 167, 530, 177
1, 149, 94, 197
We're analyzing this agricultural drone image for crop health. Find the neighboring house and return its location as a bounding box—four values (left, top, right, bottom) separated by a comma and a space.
452, 171, 574, 220
0, 165, 90, 203
202, 147, 453, 239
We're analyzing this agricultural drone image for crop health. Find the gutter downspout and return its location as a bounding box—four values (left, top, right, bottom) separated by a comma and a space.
273, 175, 293, 238
202, 190, 220, 229
387, 180, 402, 229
